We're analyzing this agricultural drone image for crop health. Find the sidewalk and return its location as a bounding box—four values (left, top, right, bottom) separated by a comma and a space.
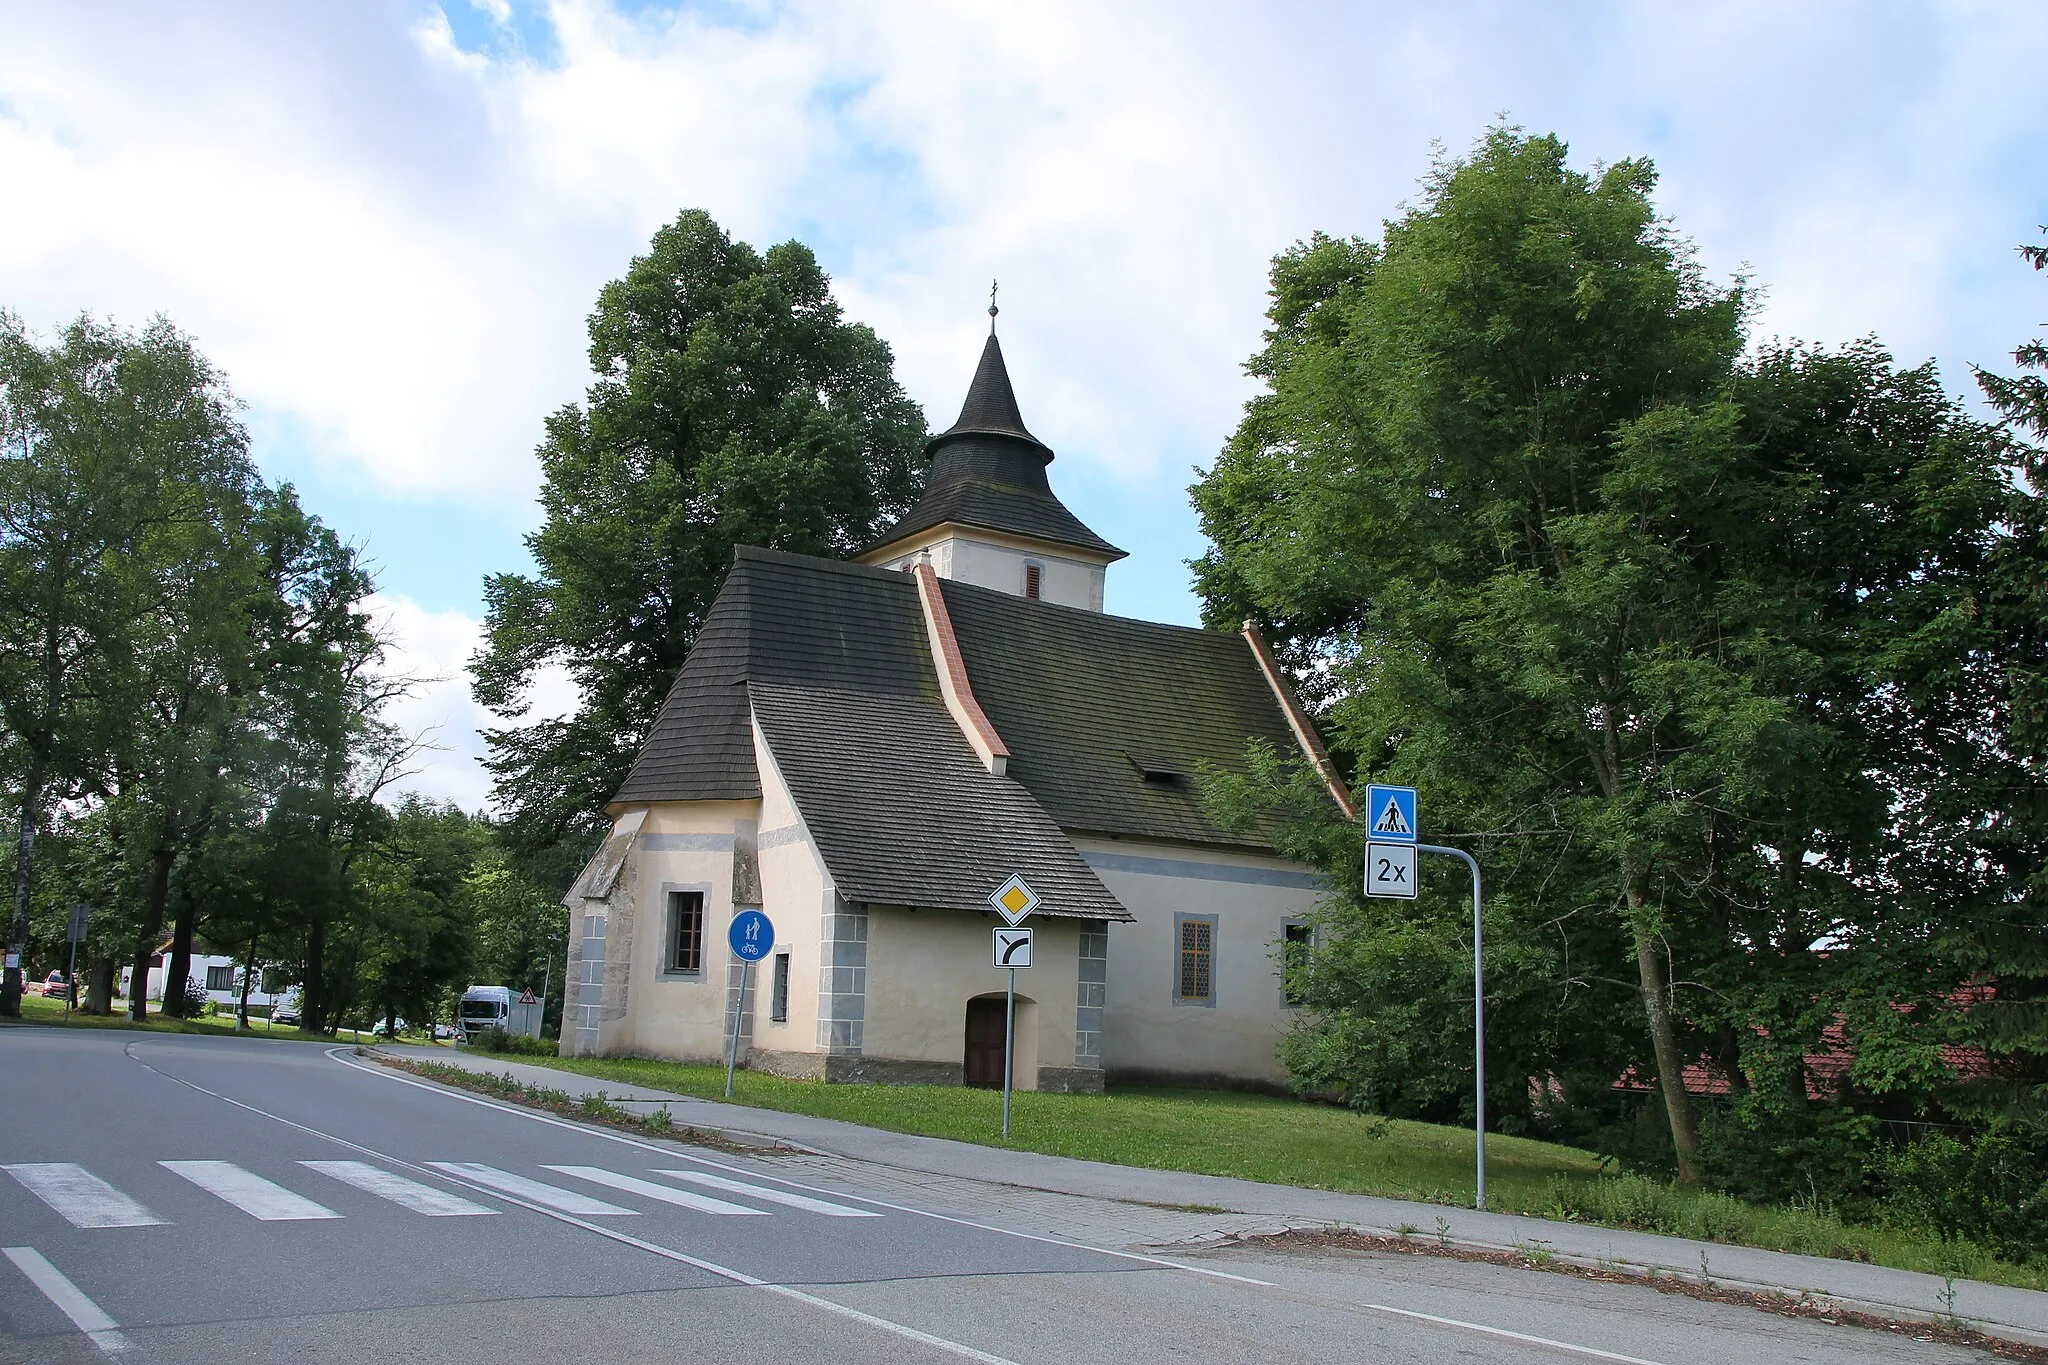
374, 1044, 2048, 1349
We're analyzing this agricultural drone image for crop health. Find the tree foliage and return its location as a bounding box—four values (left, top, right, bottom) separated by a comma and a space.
473, 209, 928, 866
1194, 128, 2045, 1197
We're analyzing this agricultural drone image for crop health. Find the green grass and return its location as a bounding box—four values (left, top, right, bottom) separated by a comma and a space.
10, 989, 399, 1045
496, 1048, 2048, 1292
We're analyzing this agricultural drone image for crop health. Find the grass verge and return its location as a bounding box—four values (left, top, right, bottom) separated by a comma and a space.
459, 1046, 2048, 1292
10, 989, 397, 1045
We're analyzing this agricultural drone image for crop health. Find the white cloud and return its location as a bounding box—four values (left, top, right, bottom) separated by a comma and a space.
369, 592, 575, 813
3, 0, 2041, 805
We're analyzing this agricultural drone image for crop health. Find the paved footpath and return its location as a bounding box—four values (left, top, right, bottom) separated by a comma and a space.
382, 1044, 2048, 1351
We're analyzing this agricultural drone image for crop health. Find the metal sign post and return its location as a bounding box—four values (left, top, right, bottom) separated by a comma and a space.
988, 877, 1039, 1139
65, 904, 88, 1019
991, 925, 1034, 1137
724, 910, 775, 1099
1363, 787, 1488, 1210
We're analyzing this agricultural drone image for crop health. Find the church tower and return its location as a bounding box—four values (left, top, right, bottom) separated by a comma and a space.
857, 320, 1124, 611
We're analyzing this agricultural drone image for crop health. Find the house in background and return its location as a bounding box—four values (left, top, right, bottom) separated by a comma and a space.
560, 326, 1356, 1090
121, 953, 287, 1012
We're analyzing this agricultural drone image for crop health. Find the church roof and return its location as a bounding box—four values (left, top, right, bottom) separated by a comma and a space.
865, 335, 1126, 562
613, 546, 1328, 913
613, 548, 1128, 920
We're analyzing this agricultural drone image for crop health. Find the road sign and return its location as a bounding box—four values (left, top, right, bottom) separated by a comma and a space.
67, 904, 89, 943
992, 927, 1034, 968
1365, 784, 1418, 843
727, 909, 775, 962
518, 987, 537, 1005
1365, 842, 1418, 898
988, 873, 1038, 927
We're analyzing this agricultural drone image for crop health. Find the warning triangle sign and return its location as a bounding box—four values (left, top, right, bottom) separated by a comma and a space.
518, 988, 537, 1004
1372, 795, 1412, 838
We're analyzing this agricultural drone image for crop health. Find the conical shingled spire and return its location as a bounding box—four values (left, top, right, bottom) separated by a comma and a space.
930, 334, 1052, 459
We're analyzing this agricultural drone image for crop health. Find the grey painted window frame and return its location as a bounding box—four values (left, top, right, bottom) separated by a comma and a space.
659, 883, 712, 980
1280, 918, 1314, 1009
770, 950, 791, 1024
1172, 912, 1219, 1008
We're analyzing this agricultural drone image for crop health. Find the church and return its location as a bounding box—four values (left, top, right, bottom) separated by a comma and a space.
558, 322, 1356, 1091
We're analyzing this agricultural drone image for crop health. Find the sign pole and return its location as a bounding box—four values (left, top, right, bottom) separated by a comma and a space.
1002, 966, 1016, 1138
724, 959, 749, 1099
1415, 842, 1485, 1209
64, 937, 76, 1020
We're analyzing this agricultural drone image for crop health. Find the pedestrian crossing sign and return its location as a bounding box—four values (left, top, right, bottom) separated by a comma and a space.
1365, 784, 1418, 843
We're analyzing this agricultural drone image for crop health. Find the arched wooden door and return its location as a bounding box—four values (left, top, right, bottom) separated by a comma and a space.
964, 997, 1007, 1088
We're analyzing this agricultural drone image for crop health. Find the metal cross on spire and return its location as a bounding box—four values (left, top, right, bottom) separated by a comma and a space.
988, 279, 999, 333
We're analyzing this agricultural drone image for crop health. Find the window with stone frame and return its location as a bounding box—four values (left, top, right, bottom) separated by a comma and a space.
1282, 921, 1313, 1006
771, 951, 790, 1023
1177, 917, 1214, 1002
666, 891, 705, 975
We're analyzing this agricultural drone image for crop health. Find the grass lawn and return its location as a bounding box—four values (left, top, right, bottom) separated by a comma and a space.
11, 989, 399, 1045
484, 1047, 2048, 1291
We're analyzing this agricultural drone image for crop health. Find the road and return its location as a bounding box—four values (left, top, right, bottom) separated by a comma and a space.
0, 1029, 2002, 1364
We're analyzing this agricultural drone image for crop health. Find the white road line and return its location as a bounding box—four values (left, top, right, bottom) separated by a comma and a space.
328, 1049, 1273, 1286
1361, 1301, 1671, 1365
425, 1163, 638, 1216
160, 1161, 339, 1221
653, 1169, 883, 1217
129, 1047, 1021, 1365
3, 1246, 134, 1355
4, 1164, 165, 1229
546, 1165, 771, 1216
299, 1161, 496, 1217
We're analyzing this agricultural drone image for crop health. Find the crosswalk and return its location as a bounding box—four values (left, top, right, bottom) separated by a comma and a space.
3, 1158, 878, 1229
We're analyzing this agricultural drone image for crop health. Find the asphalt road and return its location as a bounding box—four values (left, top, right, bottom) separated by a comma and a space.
0, 1029, 2004, 1364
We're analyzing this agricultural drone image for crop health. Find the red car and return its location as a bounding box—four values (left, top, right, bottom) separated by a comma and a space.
39, 972, 73, 1000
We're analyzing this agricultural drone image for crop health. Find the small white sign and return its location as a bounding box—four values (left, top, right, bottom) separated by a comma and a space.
1365, 842, 1419, 899
988, 873, 1039, 926
992, 927, 1034, 969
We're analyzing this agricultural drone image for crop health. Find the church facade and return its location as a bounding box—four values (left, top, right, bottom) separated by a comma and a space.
558, 330, 1356, 1091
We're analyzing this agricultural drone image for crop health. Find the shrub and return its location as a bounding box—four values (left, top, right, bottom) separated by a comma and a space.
1878, 1127, 2048, 1265
479, 1028, 558, 1057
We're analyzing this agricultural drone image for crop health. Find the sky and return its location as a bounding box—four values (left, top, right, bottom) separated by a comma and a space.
2, 1, 2043, 813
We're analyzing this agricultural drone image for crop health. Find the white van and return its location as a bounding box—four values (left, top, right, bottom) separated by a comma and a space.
456, 985, 513, 1040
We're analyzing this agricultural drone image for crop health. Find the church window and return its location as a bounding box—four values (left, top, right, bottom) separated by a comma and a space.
666, 891, 704, 975
1023, 562, 1042, 599
771, 951, 790, 1023
1282, 922, 1313, 1007
1175, 915, 1216, 1004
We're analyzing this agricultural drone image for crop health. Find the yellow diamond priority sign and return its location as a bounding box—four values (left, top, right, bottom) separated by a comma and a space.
989, 873, 1039, 926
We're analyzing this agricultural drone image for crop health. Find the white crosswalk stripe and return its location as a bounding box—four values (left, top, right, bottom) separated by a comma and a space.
426, 1163, 638, 1215
545, 1165, 769, 1216
3, 1164, 165, 1229
299, 1161, 496, 1217
653, 1169, 882, 1217
160, 1161, 340, 1221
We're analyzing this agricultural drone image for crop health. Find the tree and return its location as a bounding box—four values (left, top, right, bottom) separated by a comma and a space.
1191, 128, 2030, 1185
0, 313, 252, 1016
472, 210, 927, 867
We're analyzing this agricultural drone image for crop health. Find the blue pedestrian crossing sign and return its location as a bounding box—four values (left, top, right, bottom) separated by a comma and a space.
728, 909, 775, 962
1365, 785, 1418, 843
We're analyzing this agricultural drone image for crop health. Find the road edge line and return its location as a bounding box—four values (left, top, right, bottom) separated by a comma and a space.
3, 1246, 134, 1355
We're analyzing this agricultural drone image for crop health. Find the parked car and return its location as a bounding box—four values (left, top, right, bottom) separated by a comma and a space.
431, 1023, 459, 1041
38, 971, 72, 1000
370, 1018, 407, 1038
270, 992, 302, 1027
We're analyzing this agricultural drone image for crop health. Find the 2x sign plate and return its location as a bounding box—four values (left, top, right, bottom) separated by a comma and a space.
1365, 842, 1418, 899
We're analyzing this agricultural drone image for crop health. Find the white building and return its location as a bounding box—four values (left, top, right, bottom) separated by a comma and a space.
122, 954, 287, 1011
560, 329, 1356, 1090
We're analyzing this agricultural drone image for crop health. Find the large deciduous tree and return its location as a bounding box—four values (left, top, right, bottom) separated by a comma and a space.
0, 313, 253, 1016
1192, 128, 2033, 1186
472, 210, 927, 866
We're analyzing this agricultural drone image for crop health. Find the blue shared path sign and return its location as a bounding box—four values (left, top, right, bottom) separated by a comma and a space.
728, 909, 775, 962
1365, 784, 1418, 843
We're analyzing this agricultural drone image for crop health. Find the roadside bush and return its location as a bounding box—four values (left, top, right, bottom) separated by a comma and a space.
1877, 1127, 2048, 1266
479, 1029, 558, 1057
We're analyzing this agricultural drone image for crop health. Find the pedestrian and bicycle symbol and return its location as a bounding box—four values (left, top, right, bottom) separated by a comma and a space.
1366, 784, 1417, 842
727, 909, 775, 962
992, 927, 1033, 968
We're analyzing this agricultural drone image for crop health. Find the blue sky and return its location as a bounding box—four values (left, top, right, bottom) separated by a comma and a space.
3, 1, 2043, 809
